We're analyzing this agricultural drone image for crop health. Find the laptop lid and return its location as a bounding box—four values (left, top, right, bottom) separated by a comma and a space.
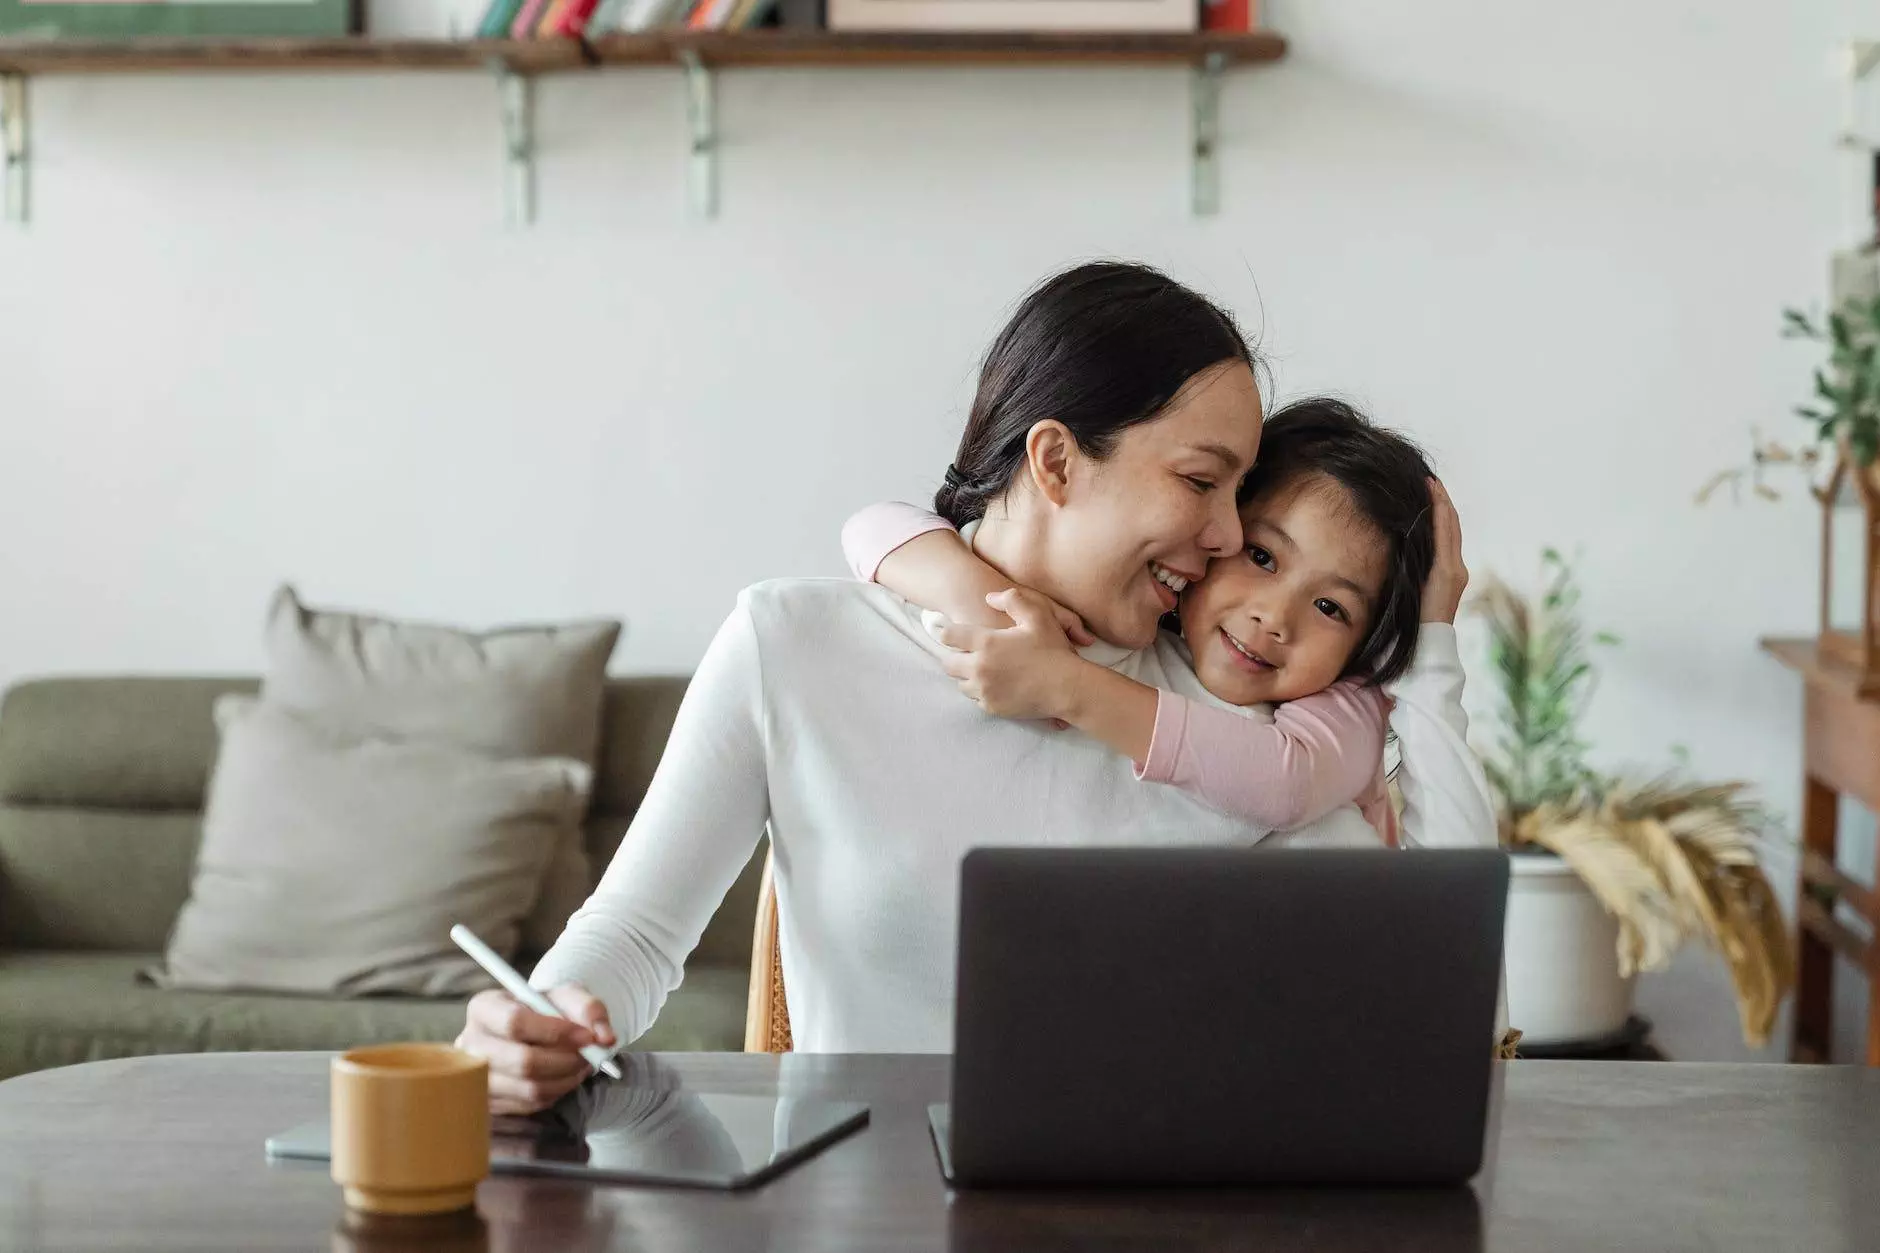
944, 847, 1509, 1187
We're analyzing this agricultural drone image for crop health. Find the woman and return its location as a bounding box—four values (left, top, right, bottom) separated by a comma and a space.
458, 262, 1493, 1114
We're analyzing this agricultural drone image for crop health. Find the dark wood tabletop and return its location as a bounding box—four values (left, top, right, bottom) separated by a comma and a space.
0, 1051, 1875, 1252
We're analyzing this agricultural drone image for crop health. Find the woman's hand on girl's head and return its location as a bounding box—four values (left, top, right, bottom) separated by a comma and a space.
1421, 479, 1468, 624
935, 588, 1090, 722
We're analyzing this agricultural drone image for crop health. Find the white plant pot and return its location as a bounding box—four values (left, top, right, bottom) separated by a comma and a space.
1504, 852, 1637, 1046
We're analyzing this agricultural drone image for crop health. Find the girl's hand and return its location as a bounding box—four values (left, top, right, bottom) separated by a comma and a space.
1046, 601, 1097, 648
936, 588, 1089, 722
1422, 478, 1468, 624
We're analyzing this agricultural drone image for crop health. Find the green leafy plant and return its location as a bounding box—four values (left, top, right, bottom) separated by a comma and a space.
1784, 297, 1880, 467
1470, 551, 1792, 1047
1472, 548, 1618, 820
1694, 297, 1880, 504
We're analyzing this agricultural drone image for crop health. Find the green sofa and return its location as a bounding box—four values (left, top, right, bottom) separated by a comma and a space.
0, 675, 766, 1081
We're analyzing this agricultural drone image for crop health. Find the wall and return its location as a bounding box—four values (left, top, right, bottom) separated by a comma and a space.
1, 2, 1871, 1051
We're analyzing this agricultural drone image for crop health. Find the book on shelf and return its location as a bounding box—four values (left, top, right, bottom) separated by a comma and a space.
541, 0, 601, 36
589, 0, 685, 32
730, 0, 780, 27
475, 0, 527, 37
473, 0, 1244, 37
584, 0, 630, 30
828, 0, 1194, 32
473, 0, 780, 36
612, 0, 660, 29
611, 0, 776, 31
1201, 0, 1256, 32
686, 0, 739, 29
478, 0, 592, 38
773, 0, 820, 27
507, 0, 554, 37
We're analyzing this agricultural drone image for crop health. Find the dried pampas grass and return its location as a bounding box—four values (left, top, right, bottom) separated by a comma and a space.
1508, 780, 1793, 1049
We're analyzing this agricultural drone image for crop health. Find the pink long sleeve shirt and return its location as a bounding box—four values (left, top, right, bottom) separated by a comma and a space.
840, 502, 1399, 843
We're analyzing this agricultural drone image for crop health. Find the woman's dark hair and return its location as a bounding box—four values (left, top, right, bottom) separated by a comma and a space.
1238, 398, 1436, 688
934, 261, 1258, 527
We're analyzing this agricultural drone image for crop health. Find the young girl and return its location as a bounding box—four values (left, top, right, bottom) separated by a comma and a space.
843, 398, 1478, 842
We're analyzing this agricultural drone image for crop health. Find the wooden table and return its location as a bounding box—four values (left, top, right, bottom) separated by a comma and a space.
1, 1052, 1877, 1251
1763, 637, 1880, 1065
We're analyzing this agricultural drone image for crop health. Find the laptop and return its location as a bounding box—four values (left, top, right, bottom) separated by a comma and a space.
929, 846, 1509, 1188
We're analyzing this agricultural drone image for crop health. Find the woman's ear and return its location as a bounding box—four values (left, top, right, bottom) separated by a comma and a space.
1022, 421, 1077, 508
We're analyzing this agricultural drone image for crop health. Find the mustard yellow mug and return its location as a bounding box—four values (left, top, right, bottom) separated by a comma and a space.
330, 1043, 490, 1215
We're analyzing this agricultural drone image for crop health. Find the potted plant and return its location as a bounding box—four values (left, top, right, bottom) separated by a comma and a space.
1783, 297, 1880, 469
1699, 292, 1880, 692
1473, 551, 1793, 1048
1698, 295, 1880, 506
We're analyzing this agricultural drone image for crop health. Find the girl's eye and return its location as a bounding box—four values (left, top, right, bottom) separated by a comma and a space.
1183, 475, 1216, 494
1315, 598, 1350, 624
1247, 545, 1275, 570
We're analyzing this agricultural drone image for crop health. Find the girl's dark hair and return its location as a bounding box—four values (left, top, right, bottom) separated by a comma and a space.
1238, 398, 1436, 687
934, 261, 1258, 527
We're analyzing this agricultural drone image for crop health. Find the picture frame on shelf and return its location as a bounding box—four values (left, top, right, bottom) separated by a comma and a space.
827, 0, 1194, 33
0, 0, 359, 39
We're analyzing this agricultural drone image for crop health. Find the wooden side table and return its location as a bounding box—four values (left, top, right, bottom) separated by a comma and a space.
1762, 637, 1880, 1065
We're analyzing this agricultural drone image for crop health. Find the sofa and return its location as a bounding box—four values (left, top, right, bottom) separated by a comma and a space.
0, 674, 767, 1082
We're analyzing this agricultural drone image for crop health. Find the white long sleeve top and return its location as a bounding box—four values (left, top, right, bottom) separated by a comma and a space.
531, 579, 1497, 1052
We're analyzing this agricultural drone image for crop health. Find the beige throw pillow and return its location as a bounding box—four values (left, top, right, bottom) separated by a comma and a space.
152, 697, 592, 998
261, 586, 620, 952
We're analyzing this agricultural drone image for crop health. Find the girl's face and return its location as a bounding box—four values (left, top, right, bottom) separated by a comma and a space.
1039, 362, 1262, 649
1179, 474, 1388, 705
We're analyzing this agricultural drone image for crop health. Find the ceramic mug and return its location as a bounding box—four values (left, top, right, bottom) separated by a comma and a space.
331, 1207, 489, 1253
330, 1043, 490, 1215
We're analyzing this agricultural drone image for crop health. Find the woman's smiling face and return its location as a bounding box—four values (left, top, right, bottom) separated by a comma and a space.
1038, 362, 1263, 649
1179, 473, 1388, 705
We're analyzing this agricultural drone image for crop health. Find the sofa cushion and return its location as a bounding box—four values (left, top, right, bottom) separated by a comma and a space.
0, 672, 764, 982
0, 672, 673, 819
0, 677, 256, 809
0, 808, 200, 951
0, 810, 765, 969
590, 677, 689, 816
153, 698, 589, 998
0, 952, 748, 1081
262, 587, 620, 952
263, 586, 620, 765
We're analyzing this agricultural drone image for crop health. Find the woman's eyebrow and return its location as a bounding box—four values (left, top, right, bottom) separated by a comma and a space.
1185, 442, 1245, 471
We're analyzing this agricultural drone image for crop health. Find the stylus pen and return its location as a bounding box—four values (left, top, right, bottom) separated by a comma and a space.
450, 924, 623, 1080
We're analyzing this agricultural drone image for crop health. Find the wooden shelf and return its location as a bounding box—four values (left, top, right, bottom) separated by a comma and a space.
0, 29, 1285, 225
0, 37, 571, 75
1764, 635, 1876, 695
0, 30, 1286, 76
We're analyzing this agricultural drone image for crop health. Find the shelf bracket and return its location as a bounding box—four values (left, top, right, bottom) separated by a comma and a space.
1, 73, 27, 227
679, 50, 717, 220
493, 63, 534, 228
1190, 52, 1225, 217
1847, 40, 1880, 83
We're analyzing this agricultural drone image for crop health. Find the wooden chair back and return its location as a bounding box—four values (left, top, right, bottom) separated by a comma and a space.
743, 847, 793, 1053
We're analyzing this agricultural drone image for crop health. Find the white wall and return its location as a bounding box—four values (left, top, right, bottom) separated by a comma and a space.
0, 2, 1870, 1043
